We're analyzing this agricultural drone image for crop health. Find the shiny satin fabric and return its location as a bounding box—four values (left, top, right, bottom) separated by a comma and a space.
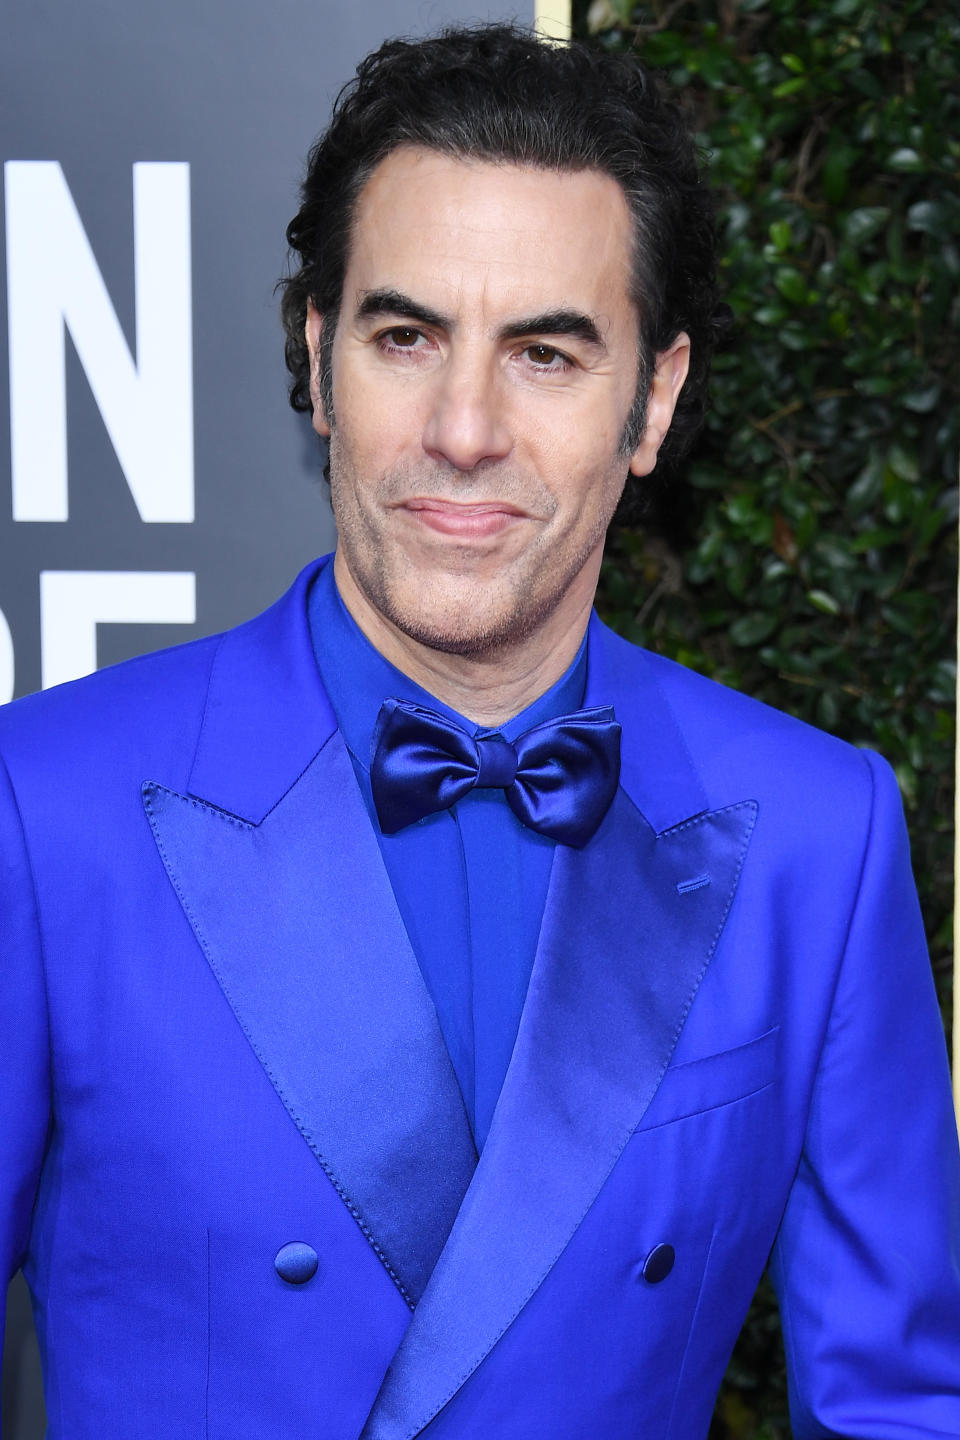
370, 697, 622, 848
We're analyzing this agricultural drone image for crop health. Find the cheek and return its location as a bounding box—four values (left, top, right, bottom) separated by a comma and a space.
528, 402, 628, 481
554, 455, 629, 533
337, 385, 425, 472
332, 413, 391, 484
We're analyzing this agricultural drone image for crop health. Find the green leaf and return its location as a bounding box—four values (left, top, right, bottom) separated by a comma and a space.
769, 220, 792, 251
849, 69, 883, 99
729, 612, 779, 647
843, 207, 891, 246
807, 590, 841, 615
821, 146, 853, 204
779, 323, 812, 350
585, 0, 618, 34
927, 661, 957, 705
754, 304, 788, 326
849, 527, 905, 552
817, 690, 841, 729
887, 445, 920, 482
907, 200, 955, 240
853, 374, 897, 397
901, 382, 942, 414
846, 458, 884, 514
828, 309, 850, 338
772, 76, 807, 98
774, 267, 809, 304
886, 147, 926, 173
726, 493, 758, 525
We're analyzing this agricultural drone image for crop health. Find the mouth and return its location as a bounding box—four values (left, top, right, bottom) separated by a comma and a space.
399, 497, 530, 539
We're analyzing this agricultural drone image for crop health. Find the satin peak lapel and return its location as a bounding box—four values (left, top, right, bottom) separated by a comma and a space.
143, 731, 477, 1306
362, 783, 757, 1438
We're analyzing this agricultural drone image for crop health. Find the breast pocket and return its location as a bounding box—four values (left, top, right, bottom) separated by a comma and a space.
635, 1025, 779, 1133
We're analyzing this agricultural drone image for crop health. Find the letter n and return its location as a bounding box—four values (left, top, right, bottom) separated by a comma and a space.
5, 161, 194, 522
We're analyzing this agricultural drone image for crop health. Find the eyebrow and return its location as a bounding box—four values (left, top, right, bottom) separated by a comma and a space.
355, 289, 607, 353
499, 309, 605, 352
356, 289, 449, 331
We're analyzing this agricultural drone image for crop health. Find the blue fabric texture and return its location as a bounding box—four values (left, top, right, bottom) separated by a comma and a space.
307, 561, 590, 1148
1, 556, 958, 1440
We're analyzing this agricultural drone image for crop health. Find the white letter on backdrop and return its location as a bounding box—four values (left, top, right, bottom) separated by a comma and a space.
0, 609, 13, 705
6, 161, 193, 522
40, 571, 196, 689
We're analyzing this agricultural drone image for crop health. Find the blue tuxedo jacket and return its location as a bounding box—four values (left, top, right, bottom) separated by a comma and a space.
2, 558, 958, 1439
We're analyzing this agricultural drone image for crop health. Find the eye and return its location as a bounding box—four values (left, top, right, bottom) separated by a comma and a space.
384, 327, 421, 348
523, 343, 571, 370
374, 325, 440, 361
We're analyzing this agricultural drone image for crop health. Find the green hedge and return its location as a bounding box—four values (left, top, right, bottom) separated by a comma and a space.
575, 1, 959, 1434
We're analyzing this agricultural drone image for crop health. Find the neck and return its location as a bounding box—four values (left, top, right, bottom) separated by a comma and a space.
332, 554, 596, 728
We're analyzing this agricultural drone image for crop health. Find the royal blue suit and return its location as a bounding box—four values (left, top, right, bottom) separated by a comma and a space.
2, 557, 958, 1439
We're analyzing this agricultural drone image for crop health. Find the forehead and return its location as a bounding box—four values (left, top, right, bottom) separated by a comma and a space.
344, 145, 636, 328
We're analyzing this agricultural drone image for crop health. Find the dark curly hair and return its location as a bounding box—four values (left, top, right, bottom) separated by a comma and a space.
281, 23, 723, 485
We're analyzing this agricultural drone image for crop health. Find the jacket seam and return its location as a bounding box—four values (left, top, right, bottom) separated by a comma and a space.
186, 632, 226, 788
665, 1225, 719, 1440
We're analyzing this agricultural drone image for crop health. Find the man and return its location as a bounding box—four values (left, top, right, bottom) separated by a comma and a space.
1, 23, 958, 1440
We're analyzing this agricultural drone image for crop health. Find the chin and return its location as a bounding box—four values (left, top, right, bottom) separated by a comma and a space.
387, 605, 517, 659
380, 581, 553, 661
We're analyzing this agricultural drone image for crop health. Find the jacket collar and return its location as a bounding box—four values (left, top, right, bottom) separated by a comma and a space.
186, 558, 336, 823
186, 554, 711, 837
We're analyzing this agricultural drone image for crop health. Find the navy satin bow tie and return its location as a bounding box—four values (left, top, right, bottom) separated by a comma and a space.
370, 697, 621, 848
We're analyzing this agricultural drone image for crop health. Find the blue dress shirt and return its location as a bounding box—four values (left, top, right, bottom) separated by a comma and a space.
308, 559, 587, 1149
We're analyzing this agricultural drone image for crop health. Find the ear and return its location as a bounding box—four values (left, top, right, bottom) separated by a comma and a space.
305, 300, 331, 438
627, 332, 691, 478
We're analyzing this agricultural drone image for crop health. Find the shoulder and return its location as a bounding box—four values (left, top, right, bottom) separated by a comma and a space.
596, 618, 890, 824
0, 629, 224, 800
0, 558, 325, 781
0, 558, 328, 825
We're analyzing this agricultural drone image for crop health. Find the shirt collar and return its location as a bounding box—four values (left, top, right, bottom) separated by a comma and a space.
308, 555, 588, 771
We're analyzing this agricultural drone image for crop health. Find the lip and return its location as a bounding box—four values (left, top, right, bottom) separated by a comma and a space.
400, 498, 529, 539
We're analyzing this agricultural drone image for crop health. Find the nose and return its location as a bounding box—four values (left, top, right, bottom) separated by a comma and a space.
421, 350, 512, 472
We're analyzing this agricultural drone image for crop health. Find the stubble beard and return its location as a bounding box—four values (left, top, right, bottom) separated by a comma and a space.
329, 445, 620, 662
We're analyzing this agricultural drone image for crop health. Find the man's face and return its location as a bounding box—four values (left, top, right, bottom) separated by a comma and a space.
307, 145, 688, 660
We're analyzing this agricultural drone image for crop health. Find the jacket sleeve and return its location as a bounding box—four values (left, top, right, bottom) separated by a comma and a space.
770, 749, 960, 1438
0, 750, 51, 1381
